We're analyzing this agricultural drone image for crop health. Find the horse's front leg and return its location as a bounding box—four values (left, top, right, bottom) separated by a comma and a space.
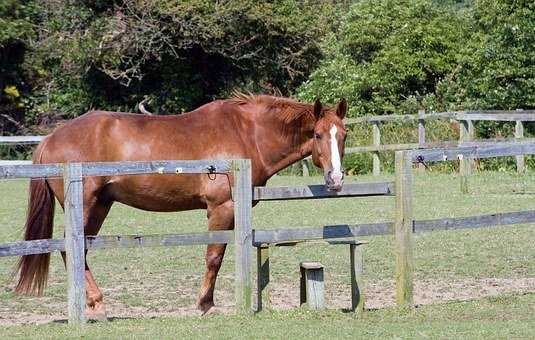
197, 200, 234, 315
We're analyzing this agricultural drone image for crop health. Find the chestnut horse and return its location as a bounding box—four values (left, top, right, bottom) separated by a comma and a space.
15, 94, 347, 318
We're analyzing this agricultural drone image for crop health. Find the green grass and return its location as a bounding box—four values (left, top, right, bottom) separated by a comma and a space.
1, 293, 534, 339
0, 171, 534, 337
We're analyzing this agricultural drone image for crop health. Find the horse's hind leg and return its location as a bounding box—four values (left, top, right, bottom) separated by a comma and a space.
196, 200, 234, 315
81, 199, 112, 320
53, 176, 112, 321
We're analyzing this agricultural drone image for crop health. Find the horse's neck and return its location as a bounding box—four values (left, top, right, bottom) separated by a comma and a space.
252, 117, 313, 178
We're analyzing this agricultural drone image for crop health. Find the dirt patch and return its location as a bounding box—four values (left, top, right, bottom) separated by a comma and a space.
1, 277, 534, 326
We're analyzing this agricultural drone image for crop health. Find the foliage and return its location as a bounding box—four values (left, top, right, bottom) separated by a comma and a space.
297, 0, 470, 116
437, 0, 535, 111
0, 0, 338, 133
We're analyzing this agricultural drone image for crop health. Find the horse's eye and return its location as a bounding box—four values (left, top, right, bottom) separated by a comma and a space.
314, 133, 321, 140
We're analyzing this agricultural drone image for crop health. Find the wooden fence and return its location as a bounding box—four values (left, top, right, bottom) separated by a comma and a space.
0, 159, 395, 325
343, 109, 534, 176
1, 142, 535, 324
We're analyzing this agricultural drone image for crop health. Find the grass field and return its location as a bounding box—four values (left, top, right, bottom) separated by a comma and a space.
0, 171, 534, 338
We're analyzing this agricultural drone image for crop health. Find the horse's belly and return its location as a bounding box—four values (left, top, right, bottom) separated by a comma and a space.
106, 175, 208, 212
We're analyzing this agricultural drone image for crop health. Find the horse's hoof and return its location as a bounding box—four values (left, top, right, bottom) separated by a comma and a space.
196, 301, 215, 316
86, 304, 108, 322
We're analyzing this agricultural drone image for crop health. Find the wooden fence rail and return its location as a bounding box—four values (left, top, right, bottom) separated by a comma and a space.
343, 109, 531, 176
3, 208, 534, 258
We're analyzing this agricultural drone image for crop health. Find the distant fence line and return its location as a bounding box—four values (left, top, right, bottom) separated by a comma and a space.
1, 109, 533, 172
343, 109, 533, 176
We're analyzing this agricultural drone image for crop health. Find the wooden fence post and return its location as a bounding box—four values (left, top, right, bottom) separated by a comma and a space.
233, 159, 253, 314
417, 109, 426, 172
394, 151, 414, 307
350, 243, 364, 313
256, 245, 270, 312
515, 119, 525, 173
459, 119, 474, 193
372, 121, 381, 176
63, 163, 86, 325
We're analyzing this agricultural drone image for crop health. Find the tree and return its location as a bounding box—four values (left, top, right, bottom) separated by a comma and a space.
297, 0, 470, 116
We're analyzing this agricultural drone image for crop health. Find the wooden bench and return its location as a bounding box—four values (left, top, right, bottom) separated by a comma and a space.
255, 238, 367, 313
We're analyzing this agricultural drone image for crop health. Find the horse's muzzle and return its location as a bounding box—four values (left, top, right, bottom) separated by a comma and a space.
324, 169, 344, 192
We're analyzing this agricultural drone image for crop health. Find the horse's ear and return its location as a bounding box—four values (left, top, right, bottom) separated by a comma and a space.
336, 98, 347, 119
313, 98, 323, 120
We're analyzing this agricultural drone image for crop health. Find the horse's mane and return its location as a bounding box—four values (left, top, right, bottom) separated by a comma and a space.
229, 92, 316, 124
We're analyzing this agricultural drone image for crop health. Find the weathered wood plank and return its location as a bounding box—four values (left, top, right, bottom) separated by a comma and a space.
344, 110, 535, 125
82, 160, 232, 177
0, 231, 235, 257
394, 151, 414, 307
86, 231, 234, 249
253, 223, 392, 245
344, 112, 456, 124
459, 120, 474, 193
372, 122, 381, 176
0, 160, 33, 166
4, 208, 534, 258
414, 210, 535, 233
456, 112, 535, 121
345, 138, 535, 154
0, 239, 65, 257
300, 262, 325, 310
253, 182, 394, 201
0, 136, 45, 144
410, 143, 535, 163
233, 159, 253, 314
63, 163, 86, 325
417, 109, 426, 172
0, 163, 63, 179
515, 120, 525, 173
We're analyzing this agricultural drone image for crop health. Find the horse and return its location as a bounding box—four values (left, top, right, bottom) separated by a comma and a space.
15, 93, 347, 319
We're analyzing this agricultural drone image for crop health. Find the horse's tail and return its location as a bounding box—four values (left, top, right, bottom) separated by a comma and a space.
15, 140, 55, 296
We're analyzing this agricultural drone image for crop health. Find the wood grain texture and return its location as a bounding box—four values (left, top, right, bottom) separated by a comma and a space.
253, 182, 394, 201
410, 143, 535, 162
459, 119, 474, 194
394, 151, 414, 307
417, 110, 426, 172
515, 120, 525, 173
253, 223, 392, 245
81, 160, 231, 176
63, 163, 86, 325
233, 159, 253, 314
372, 122, 381, 176
300, 262, 325, 310
0, 163, 63, 179
456, 112, 535, 121
3, 208, 534, 258
0, 136, 44, 144
0, 231, 234, 257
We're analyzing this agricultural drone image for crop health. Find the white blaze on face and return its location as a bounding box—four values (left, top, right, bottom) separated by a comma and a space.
329, 125, 343, 181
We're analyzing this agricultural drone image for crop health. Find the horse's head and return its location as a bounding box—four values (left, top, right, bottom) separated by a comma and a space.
311, 98, 348, 192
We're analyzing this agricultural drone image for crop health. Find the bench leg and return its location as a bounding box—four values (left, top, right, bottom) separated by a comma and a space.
350, 244, 364, 313
256, 245, 270, 312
